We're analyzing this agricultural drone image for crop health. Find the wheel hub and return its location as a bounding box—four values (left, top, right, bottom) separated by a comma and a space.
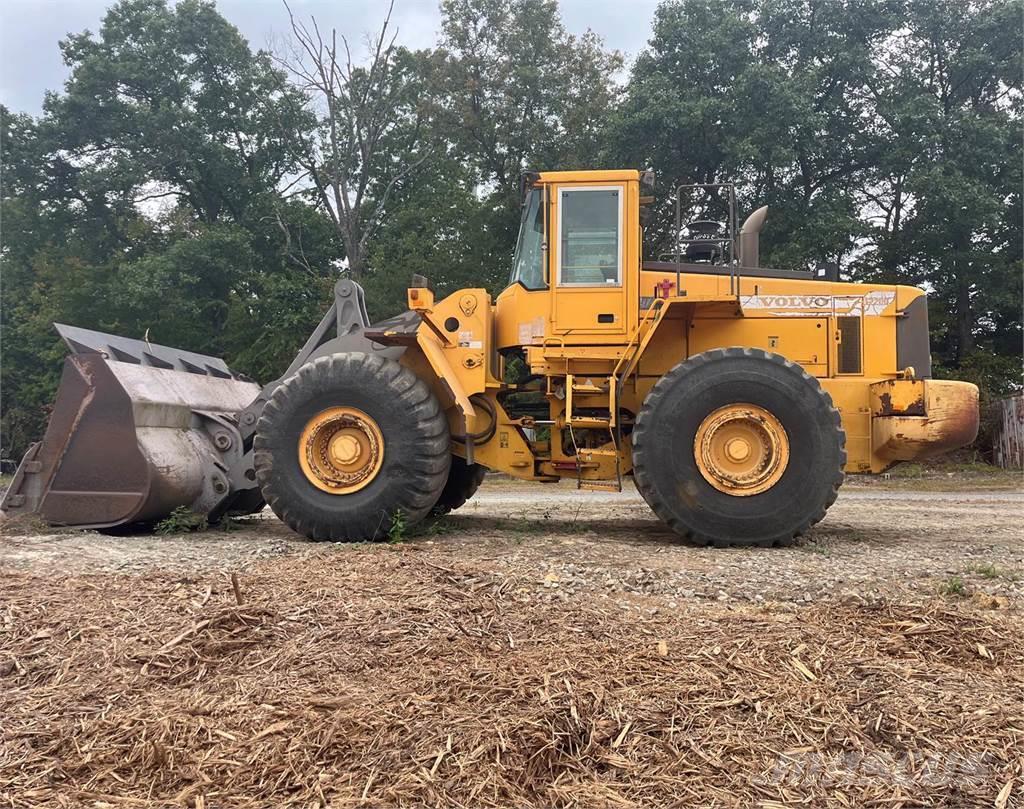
724, 437, 751, 462
694, 404, 789, 496
299, 407, 384, 494
329, 434, 361, 465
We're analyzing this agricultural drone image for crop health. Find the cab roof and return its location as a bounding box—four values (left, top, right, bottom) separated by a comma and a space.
534, 169, 641, 184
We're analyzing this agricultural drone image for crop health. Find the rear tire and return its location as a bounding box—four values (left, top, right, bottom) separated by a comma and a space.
254, 353, 450, 541
432, 456, 488, 516
632, 347, 845, 547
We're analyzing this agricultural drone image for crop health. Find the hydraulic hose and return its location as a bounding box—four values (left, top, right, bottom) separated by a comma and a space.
452, 393, 498, 446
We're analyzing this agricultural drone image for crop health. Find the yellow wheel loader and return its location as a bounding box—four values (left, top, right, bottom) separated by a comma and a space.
2, 170, 980, 546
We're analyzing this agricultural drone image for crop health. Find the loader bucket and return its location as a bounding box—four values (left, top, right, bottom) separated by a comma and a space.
1, 325, 261, 530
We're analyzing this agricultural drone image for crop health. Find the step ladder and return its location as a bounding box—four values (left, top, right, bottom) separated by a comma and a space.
565, 374, 622, 492
562, 300, 669, 494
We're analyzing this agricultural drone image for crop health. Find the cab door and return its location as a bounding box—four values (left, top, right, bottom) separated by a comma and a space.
551, 184, 628, 336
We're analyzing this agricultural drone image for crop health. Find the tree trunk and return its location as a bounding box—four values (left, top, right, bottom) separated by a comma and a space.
955, 273, 974, 362
952, 231, 974, 362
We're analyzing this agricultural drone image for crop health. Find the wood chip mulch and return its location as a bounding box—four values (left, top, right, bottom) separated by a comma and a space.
1, 553, 1021, 808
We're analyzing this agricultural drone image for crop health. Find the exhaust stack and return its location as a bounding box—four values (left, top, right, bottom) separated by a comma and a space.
738, 206, 768, 268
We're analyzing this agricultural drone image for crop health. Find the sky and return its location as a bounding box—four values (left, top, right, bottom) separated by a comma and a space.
1, 0, 662, 115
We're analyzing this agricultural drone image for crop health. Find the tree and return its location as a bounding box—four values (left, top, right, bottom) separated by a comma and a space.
353, 0, 624, 317
855, 0, 1022, 370
437, 0, 622, 190
612, 0, 894, 267
279, 1, 431, 280
49, 0, 311, 225
362, 152, 509, 321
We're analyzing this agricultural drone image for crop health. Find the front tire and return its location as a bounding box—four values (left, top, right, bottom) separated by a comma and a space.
254, 353, 450, 541
632, 348, 845, 547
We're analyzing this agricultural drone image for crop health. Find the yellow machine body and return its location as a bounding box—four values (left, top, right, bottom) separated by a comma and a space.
3, 168, 981, 539
400, 169, 979, 484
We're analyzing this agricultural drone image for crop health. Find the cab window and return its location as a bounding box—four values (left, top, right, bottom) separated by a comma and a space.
510, 188, 546, 290
558, 187, 622, 286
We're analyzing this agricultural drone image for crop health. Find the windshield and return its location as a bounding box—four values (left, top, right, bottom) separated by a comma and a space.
509, 188, 546, 290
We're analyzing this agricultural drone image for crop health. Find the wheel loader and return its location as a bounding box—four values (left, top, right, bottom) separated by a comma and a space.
2, 170, 981, 546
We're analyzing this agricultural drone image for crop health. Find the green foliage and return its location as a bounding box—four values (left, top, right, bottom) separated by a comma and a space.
939, 575, 967, 597
155, 506, 208, 534
387, 510, 407, 543
611, 0, 891, 264
854, 0, 1022, 373
968, 563, 1001, 580
49, 0, 311, 224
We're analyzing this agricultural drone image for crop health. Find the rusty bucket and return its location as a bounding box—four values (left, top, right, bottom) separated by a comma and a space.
1, 325, 262, 529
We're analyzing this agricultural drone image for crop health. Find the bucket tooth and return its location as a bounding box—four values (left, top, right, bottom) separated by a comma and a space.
142, 351, 175, 369
108, 345, 142, 364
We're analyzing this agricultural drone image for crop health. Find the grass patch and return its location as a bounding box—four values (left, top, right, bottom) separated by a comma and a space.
877, 460, 1022, 486
213, 515, 264, 532
886, 460, 1012, 479
969, 562, 1000, 579
966, 562, 1019, 581
938, 575, 967, 597
155, 507, 208, 535
888, 462, 927, 479
406, 516, 459, 539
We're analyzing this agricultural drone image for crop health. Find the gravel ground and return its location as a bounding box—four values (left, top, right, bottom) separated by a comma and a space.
2, 475, 1022, 608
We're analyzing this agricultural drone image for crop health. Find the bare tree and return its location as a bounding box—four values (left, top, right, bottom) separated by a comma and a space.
279, 0, 428, 279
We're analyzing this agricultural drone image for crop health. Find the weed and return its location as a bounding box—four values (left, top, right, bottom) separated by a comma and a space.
939, 575, 966, 597
569, 504, 584, 533
888, 463, 926, 479
421, 518, 456, 537
214, 515, 262, 532
966, 562, 1020, 581
807, 543, 832, 557
387, 510, 407, 543
155, 507, 208, 535
402, 516, 457, 539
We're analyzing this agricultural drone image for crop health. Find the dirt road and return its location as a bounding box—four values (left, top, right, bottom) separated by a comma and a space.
3, 478, 1022, 606
2, 476, 1022, 807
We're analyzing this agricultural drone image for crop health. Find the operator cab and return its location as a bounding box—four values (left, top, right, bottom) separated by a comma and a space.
496, 169, 642, 348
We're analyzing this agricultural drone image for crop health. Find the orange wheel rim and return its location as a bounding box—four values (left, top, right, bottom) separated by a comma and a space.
694, 403, 789, 496
298, 407, 384, 494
